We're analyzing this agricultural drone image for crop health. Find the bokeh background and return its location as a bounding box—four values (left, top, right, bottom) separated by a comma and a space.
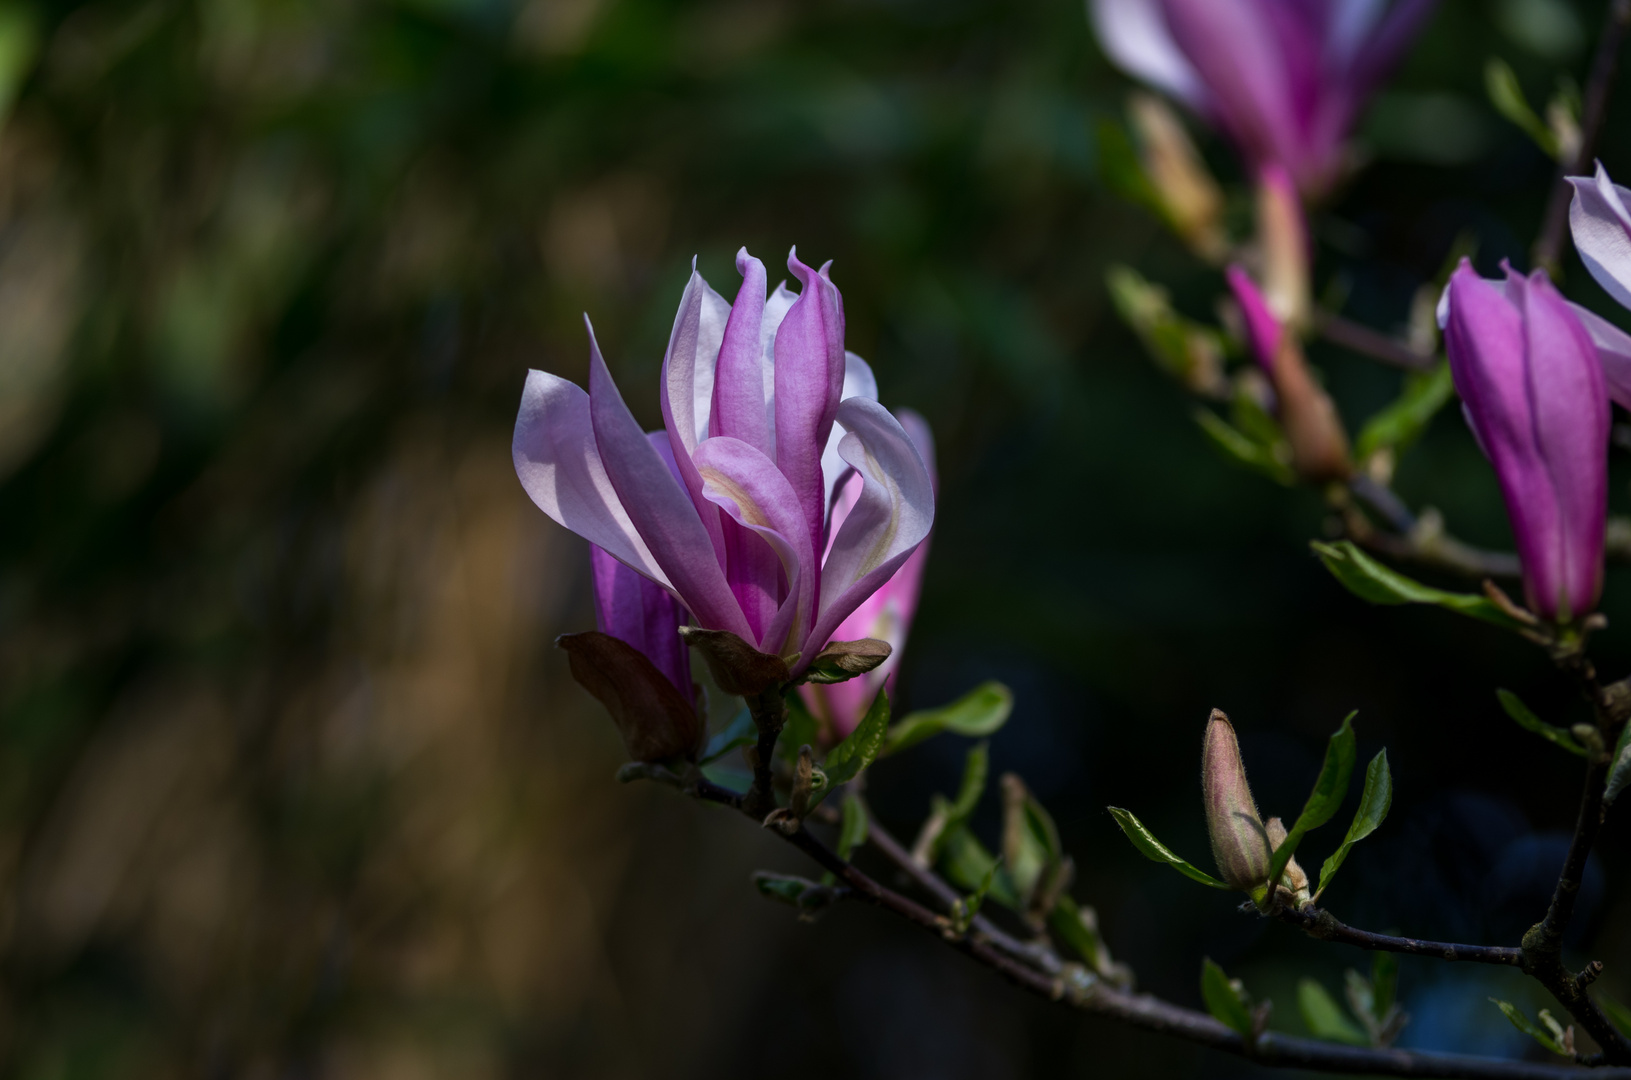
3, 0, 1631, 1075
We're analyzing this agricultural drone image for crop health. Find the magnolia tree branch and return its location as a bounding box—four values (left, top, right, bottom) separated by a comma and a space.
680, 762, 1626, 1079
1343, 477, 1524, 580
1314, 312, 1437, 371
1275, 906, 1524, 966
1533, 0, 1631, 274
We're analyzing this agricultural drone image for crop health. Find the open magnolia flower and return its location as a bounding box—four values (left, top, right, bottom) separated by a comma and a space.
514, 247, 934, 683
1090, 0, 1437, 197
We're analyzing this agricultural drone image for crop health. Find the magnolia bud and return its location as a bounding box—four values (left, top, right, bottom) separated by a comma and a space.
1202, 710, 1271, 893
1273, 334, 1352, 484
1128, 92, 1227, 264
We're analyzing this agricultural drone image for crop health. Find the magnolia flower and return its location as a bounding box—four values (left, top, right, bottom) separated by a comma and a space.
514, 248, 935, 680
1440, 261, 1608, 622
799, 412, 935, 738
1566, 162, 1631, 405
1089, 0, 1438, 196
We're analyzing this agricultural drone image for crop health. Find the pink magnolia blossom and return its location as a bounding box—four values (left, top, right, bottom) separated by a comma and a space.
1090, 0, 1437, 196
514, 248, 935, 679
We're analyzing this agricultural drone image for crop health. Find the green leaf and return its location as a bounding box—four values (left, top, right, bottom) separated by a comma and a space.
1497, 689, 1588, 757
778, 691, 820, 765
1356, 361, 1454, 461
1298, 979, 1368, 1045
914, 743, 990, 865
885, 681, 1013, 755
1316, 749, 1393, 900
1202, 958, 1255, 1036
1268, 713, 1357, 894
1096, 120, 1163, 213
937, 826, 1019, 908
1107, 806, 1231, 890
964, 862, 996, 922
1605, 720, 1631, 806
836, 791, 869, 862
1195, 408, 1295, 486
1106, 267, 1229, 390
699, 708, 756, 765
753, 872, 835, 912
821, 688, 890, 793
1049, 894, 1106, 969
1005, 777, 1064, 904
1490, 999, 1568, 1056
1311, 540, 1528, 631
1597, 992, 1631, 1037
1486, 58, 1559, 157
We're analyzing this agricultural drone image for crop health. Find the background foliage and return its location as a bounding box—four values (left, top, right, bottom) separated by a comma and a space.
1, 0, 1629, 1075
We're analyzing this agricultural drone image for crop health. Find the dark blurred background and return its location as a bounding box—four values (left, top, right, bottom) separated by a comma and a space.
2, 0, 1631, 1075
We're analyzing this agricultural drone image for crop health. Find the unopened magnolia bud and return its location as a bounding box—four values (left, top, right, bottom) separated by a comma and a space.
1254, 166, 1310, 333
1129, 93, 1227, 264
1264, 816, 1310, 906
1273, 335, 1352, 484
1202, 710, 1271, 892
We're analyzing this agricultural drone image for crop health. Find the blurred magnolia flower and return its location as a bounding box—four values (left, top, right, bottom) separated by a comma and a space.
515, 248, 935, 682
1089, 0, 1438, 196
799, 412, 936, 739
1564, 162, 1631, 406
1439, 261, 1608, 622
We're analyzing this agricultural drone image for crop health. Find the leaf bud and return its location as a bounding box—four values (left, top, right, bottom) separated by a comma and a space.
1202, 709, 1272, 893
1264, 816, 1311, 907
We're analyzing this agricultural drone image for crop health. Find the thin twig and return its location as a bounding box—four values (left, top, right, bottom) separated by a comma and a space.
1344, 477, 1523, 580
1533, 0, 1631, 274
1314, 312, 1437, 371
1276, 906, 1523, 966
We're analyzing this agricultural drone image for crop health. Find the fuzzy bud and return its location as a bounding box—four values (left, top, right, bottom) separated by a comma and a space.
1202, 709, 1271, 893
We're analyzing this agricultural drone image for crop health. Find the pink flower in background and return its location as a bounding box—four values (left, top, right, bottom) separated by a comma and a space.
1090, 0, 1438, 196
800, 412, 936, 738
1439, 261, 1609, 622
514, 247, 935, 679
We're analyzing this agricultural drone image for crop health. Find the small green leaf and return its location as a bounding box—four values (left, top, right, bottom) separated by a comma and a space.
1606, 721, 1631, 806
836, 791, 869, 862
937, 826, 1020, 908
1049, 895, 1106, 969
700, 708, 756, 765
1311, 540, 1528, 631
1005, 777, 1065, 904
1486, 57, 1560, 157
1202, 958, 1255, 1036
1356, 362, 1454, 461
753, 872, 836, 912
1096, 120, 1164, 213
1490, 999, 1568, 1056
885, 681, 1013, 755
1298, 979, 1368, 1045
1106, 266, 1229, 390
964, 862, 996, 921
1316, 749, 1393, 900
1107, 806, 1231, 890
778, 691, 820, 765
1269, 713, 1357, 893
1497, 689, 1588, 757
914, 743, 991, 865
821, 688, 890, 793
1596, 992, 1631, 1037
1196, 408, 1295, 486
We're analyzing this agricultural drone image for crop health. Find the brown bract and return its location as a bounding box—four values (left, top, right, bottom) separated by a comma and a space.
801, 637, 892, 685
558, 631, 703, 763
678, 626, 791, 696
